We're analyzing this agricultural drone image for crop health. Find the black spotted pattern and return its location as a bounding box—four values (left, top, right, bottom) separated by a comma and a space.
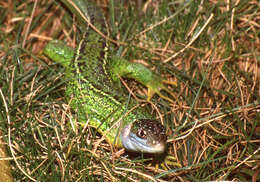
132, 119, 167, 144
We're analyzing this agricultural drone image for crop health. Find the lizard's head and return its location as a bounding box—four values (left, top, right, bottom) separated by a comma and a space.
121, 119, 167, 154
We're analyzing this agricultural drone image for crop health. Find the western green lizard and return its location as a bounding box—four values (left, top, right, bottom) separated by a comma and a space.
44, 0, 176, 154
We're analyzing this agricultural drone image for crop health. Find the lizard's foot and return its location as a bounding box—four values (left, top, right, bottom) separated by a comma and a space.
147, 78, 179, 105
148, 153, 181, 171
162, 154, 182, 169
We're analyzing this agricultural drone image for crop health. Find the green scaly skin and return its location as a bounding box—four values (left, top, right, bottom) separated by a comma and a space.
44, 0, 169, 154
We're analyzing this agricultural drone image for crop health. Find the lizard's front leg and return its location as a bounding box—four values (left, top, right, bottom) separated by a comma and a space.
109, 56, 179, 104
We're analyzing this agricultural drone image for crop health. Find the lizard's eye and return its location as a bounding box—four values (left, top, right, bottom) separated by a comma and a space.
137, 129, 147, 139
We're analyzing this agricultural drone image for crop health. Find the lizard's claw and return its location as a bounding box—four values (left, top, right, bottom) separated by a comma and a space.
157, 154, 182, 170
149, 154, 182, 171
146, 78, 179, 105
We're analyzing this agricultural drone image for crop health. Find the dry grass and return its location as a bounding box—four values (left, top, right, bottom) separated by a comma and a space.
0, 0, 259, 181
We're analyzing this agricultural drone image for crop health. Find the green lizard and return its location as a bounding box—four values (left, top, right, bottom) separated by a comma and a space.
44, 0, 177, 154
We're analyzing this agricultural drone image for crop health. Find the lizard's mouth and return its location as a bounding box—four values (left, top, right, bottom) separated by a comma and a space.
121, 119, 167, 154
